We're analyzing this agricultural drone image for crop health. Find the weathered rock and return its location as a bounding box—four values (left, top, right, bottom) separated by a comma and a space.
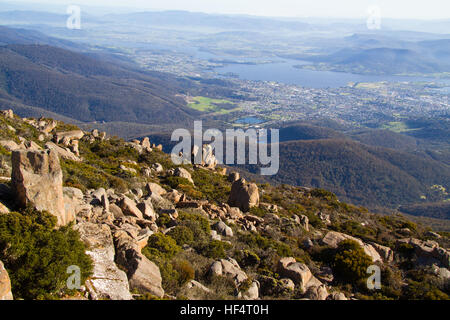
0, 260, 13, 300
277, 257, 312, 290
174, 167, 194, 184
214, 221, 234, 237
114, 231, 164, 297
322, 231, 382, 262
137, 200, 158, 222
397, 238, 450, 268
145, 182, 167, 196
329, 292, 348, 300
280, 278, 295, 292
371, 243, 394, 263
425, 231, 441, 239
304, 285, 329, 300
74, 223, 133, 300
0, 201, 9, 214
0, 140, 21, 151
45, 142, 81, 161
1, 109, 14, 119
209, 258, 248, 284
228, 172, 240, 182
55, 130, 84, 144
241, 280, 260, 300
210, 230, 222, 241
318, 212, 331, 225
260, 202, 278, 213
109, 203, 125, 219
118, 196, 143, 219
23, 140, 42, 151
63, 187, 85, 222
40, 120, 57, 134
152, 163, 163, 173
299, 215, 309, 231
149, 193, 175, 212
165, 189, 183, 203
228, 178, 259, 212
183, 280, 212, 300
12, 149, 71, 226
226, 206, 244, 220
141, 137, 151, 150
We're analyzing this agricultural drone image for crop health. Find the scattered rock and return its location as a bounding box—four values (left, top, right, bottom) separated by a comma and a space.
173, 167, 194, 184
277, 257, 312, 291
74, 223, 133, 300
241, 280, 260, 300
213, 221, 234, 237
114, 231, 164, 297
45, 142, 81, 161
228, 172, 240, 182
0, 201, 9, 214
209, 258, 248, 284
118, 196, 144, 219
304, 285, 329, 300
145, 182, 167, 196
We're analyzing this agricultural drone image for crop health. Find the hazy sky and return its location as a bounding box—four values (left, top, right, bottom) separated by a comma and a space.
9, 0, 450, 19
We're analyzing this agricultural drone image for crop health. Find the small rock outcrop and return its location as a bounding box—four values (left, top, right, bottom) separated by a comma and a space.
228, 178, 260, 212
173, 167, 194, 185
209, 258, 248, 285
11, 149, 72, 226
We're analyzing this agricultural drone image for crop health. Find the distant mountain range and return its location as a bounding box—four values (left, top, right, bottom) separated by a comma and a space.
293, 35, 450, 75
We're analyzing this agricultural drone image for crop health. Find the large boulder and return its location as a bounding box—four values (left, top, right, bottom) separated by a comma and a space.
322, 231, 382, 263
11, 149, 71, 226
0, 260, 13, 300
74, 223, 133, 300
114, 231, 164, 297
228, 178, 259, 212
277, 257, 312, 291
398, 238, 450, 268
45, 142, 81, 161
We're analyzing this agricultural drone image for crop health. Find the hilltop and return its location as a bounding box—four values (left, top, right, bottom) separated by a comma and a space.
0, 110, 449, 300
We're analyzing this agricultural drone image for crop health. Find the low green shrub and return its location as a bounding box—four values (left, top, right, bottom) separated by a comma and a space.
167, 226, 195, 246
0, 207, 93, 299
332, 240, 372, 283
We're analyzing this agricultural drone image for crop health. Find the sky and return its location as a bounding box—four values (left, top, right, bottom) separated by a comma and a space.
5, 0, 450, 20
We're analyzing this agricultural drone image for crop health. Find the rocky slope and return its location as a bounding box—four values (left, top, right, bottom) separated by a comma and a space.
0, 109, 449, 300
